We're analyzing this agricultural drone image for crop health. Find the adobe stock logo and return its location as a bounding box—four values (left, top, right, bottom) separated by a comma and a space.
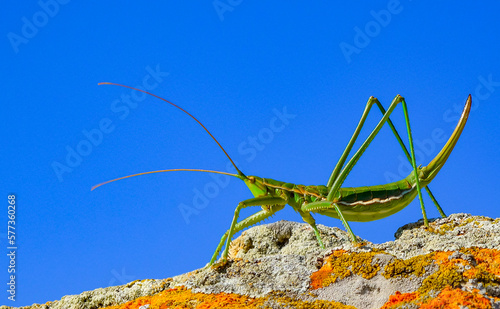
340, 0, 404, 64
178, 107, 296, 224
384, 74, 500, 182
7, 0, 70, 54
51, 64, 169, 182
108, 268, 134, 286
213, 0, 242, 21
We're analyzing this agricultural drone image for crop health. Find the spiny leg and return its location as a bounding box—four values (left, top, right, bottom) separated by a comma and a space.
325, 95, 405, 197
323, 96, 386, 242
401, 99, 427, 225
209, 208, 277, 265
327, 96, 379, 188
327, 96, 444, 217
215, 196, 287, 265
324, 96, 390, 241
374, 102, 445, 218
325, 95, 429, 238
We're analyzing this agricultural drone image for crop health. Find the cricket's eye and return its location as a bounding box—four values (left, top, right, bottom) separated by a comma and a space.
248, 176, 255, 183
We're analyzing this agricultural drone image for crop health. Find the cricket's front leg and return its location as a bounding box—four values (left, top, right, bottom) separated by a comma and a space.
208, 196, 286, 266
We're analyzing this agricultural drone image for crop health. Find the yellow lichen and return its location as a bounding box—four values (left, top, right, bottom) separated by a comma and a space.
269, 291, 356, 309
415, 251, 462, 295
419, 265, 463, 295
382, 253, 434, 279
274, 298, 356, 309
430, 216, 492, 234
439, 223, 452, 232
310, 250, 380, 289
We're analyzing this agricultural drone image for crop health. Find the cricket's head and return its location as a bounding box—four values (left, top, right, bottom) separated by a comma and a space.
242, 175, 268, 197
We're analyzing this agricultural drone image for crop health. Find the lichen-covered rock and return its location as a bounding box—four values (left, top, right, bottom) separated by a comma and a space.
227, 220, 355, 261
378, 213, 500, 259
0, 279, 171, 309
5, 213, 500, 309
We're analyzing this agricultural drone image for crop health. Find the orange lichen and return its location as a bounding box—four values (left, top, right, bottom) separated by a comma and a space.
381, 249, 500, 308
101, 286, 355, 309
416, 249, 500, 295
310, 250, 380, 289
102, 248, 500, 309
310, 250, 349, 289
382, 288, 493, 309
310, 260, 337, 290
102, 287, 266, 309
419, 287, 492, 309
380, 291, 418, 309
462, 247, 500, 277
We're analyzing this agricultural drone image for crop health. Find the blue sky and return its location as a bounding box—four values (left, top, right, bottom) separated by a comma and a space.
2, 2, 500, 306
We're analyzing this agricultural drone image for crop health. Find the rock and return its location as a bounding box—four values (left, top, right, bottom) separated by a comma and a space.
0, 279, 171, 309
5, 213, 500, 309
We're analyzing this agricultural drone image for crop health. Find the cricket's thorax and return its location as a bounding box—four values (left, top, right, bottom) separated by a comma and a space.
256, 177, 329, 204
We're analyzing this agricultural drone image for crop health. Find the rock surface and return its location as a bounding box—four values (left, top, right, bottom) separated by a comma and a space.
3, 213, 500, 309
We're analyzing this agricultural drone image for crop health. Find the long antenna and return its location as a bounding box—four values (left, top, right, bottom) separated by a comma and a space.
98, 82, 244, 176
91, 168, 240, 191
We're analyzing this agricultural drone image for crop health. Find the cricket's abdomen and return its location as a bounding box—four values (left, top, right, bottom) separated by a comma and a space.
318, 176, 418, 222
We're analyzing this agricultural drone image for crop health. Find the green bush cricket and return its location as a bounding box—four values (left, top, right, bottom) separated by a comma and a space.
93, 83, 471, 266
